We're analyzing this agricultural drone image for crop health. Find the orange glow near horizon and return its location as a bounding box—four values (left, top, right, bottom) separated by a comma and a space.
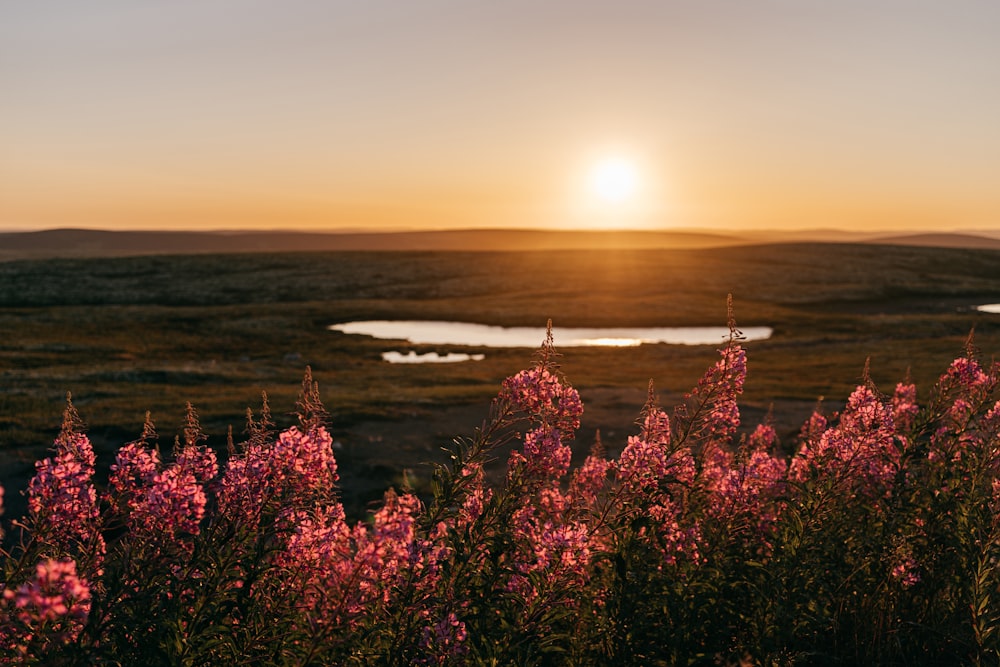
2, 3, 999, 234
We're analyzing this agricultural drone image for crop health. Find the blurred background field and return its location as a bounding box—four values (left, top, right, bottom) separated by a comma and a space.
2, 239, 1000, 518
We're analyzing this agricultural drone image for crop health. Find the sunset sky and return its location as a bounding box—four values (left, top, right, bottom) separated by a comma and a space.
3, 1, 999, 233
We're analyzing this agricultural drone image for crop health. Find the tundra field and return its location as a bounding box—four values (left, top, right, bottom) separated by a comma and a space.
2, 241, 1000, 518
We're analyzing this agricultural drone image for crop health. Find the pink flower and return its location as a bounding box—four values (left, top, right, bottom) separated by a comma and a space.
373, 489, 422, 553
681, 344, 747, 446
272, 426, 340, 496
748, 422, 778, 452
944, 357, 990, 392
521, 426, 572, 479
108, 442, 160, 512
508, 503, 592, 598
890, 551, 920, 588
790, 409, 828, 481
568, 453, 611, 509
641, 406, 672, 446
616, 435, 694, 496
0, 559, 91, 655
891, 381, 919, 437
273, 488, 429, 626
131, 466, 207, 539
617, 435, 669, 494
648, 500, 702, 566
457, 463, 493, 528
107, 439, 215, 543
216, 442, 274, 526
5, 559, 90, 623
792, 384, 899, 494
502, 366, 583, 433
26, 433, 104, 569
930, 356, 995, 457
538, 484, 570, 515
703, 435, 787, 543
276, 503, 350, 574
174, 442, 218, 485
217, 425, 340, 525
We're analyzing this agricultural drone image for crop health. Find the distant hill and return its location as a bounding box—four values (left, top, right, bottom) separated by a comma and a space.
866, 232, 1000, 250
2, 227, 999, 261
0, 228, 748, 260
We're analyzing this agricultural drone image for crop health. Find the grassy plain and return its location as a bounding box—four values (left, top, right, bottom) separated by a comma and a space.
2, 242, 1000, 517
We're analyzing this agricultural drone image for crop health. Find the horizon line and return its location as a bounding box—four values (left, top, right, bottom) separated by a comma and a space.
3, 224, 999, 237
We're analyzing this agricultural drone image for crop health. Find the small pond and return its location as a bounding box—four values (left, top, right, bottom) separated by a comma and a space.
381, 351, 486, 364
330, 320, 773, 349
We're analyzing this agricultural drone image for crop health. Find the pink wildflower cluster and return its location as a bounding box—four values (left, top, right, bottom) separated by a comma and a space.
108, 438, 217, 542
0, 559, 91, 657
944, 356, 991, 394
370, 489, 424, 580
682, 344, 747, 446
500, 359, 599, 598
214, 441, 274, 526
6, 335, 1000, 664
930, 356, 997, 462
133, 466, 208, 539
502, 366, 583, 434
217, 425, 339, 526
26, 431, 104, 570
613, 405, 701, 565
507, 499, 593, 601
108, 442, 160, 508
702, 424, 787, 544
617, 406, 694, 494
617, 435, 665, 492
174, 440, 219, 485
502, 362, 585, 489
520, 426, 572, 478
273, 484, 450, 635
272, 426, 340, 495
647, 499, 702, 566
791, 383, 900, 494
568, 448, 612, 510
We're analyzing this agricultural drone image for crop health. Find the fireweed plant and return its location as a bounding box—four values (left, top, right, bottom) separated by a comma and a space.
3, 313, 1000, 666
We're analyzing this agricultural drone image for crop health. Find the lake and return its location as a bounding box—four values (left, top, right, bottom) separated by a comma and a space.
330, 320, 773, 349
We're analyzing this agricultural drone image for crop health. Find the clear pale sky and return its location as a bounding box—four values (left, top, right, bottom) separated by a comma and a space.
3, 1, 999, 232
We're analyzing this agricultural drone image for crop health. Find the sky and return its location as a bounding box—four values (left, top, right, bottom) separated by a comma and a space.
3, 1, 1000, 233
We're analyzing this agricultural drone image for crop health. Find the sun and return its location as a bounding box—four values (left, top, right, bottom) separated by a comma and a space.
589, 157, 640, 204
567, 150, 661, 229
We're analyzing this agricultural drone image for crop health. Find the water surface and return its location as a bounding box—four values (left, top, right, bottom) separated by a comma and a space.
382, 351, 486, 364
330, 320, 773, 348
